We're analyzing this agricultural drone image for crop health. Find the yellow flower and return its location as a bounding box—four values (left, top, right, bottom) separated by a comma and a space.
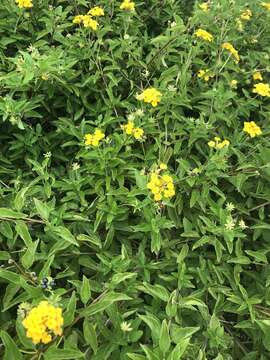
16, 0, 33, 8
159, 163, 167, 170
253, 82, 270, 97
133, 127, 144, 139
208, 137, 230, 149
73, 15, 85, 24
88, 6, 105, 17
197, 69, 214, 81
136, 88, 162, 107
194, 29, 213, 42
82, 15, 99, 30
121, 121, 134, 135
222, 42, 240, 63
240, 9, 252, 20
41, 74, 49, 81
121, 122, 144, 140
199, 3, 209, 12
261, 2, 270, 10
120, 0, 135, 11
21, 301, 63, 345
253, 72, 263, 81
230, 79, 238, 89
84, 129, 105, 147
243, 121, 262, 137
147, 172, 175, 202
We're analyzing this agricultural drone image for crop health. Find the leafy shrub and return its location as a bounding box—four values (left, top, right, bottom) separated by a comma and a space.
1, 0, 270, 359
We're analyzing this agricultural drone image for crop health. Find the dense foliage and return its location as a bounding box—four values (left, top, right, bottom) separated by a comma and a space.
1, 1, 270, 359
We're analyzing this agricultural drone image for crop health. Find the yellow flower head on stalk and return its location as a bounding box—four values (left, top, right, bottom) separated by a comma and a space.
84, 129, 105, 147
73, 15, 98, 30
120, 0, 135, 11
159, 163, 167, 170
208, 137, 230, 149
21, 301, 63, 345
261, 2, 270, 10
240, 9, 252, 20
222, 42, 240, 63
136, 88, 162, 107
199, 3, 209, 12
88, 6, 105, 17
253, 82, 270, 97
253, 71, 263, 81
73, 15, 85, 24
197, 69, 214, 82
82, 15, 99, 30
243, 121, 262, 137
194, 29, 213, 42
147, 171, 175, 202
16, 0, 33, 8
230, 79, 238, 89
121, 121, 144, 140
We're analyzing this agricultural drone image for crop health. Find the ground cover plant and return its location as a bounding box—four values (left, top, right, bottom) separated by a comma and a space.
0, 0, 270, 359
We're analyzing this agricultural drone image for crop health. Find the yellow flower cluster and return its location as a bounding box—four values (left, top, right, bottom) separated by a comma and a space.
197, 69, 214, 82
84, 129, 105, 147
73, 6, 104, 30
16, 0, 33, 8
208, 137, 230, 149
136, 88, 162, 107
243, 121, 262, 138
195, 28, 213, 42
261, 2, 270, 10
88, 6, 105, 17
240, 9, 252, 20
147, 171, 175, 202
253, 72, 263, 81
73, 15, 99, 30
22, 301, 63, 344
199, 3, 209, 11
121, 121, 144, 140
120, 0, 135, 11
222, 42, 240, 63
253, 82, 270, 97
230, 79, 238, 89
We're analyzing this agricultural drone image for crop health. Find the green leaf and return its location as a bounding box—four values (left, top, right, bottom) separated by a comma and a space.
137, 283, 169, 302
0, 330, 23, 360
80, 292, 132, 317
64, 291, 77, 326
21, 240, 39, 269
138, 313, 161, 344
168, 338, 190, 360
159, 320, 171, 354
83, 320, 98, 354
80, 275, 91, 305
44, 348, 84, 360
34, 198, 50, 221
0, 208, 25, 219
15, 221, 33, 248
50, 226, 79, 247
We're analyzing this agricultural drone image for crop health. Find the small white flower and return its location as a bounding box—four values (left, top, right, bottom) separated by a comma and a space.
226, 202, 235, 212
72, 162, 80, 171
135, 109, 144, 117
225, 217, 236, 231
44, 152, 52, 159
170, 21, 177, 28
127, 113, 136, 122
124, 34, 130, 40
167, 84, 177, 92
239, 219, 248, 230
121, 321, 133, 332
142, 70, 150, 78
